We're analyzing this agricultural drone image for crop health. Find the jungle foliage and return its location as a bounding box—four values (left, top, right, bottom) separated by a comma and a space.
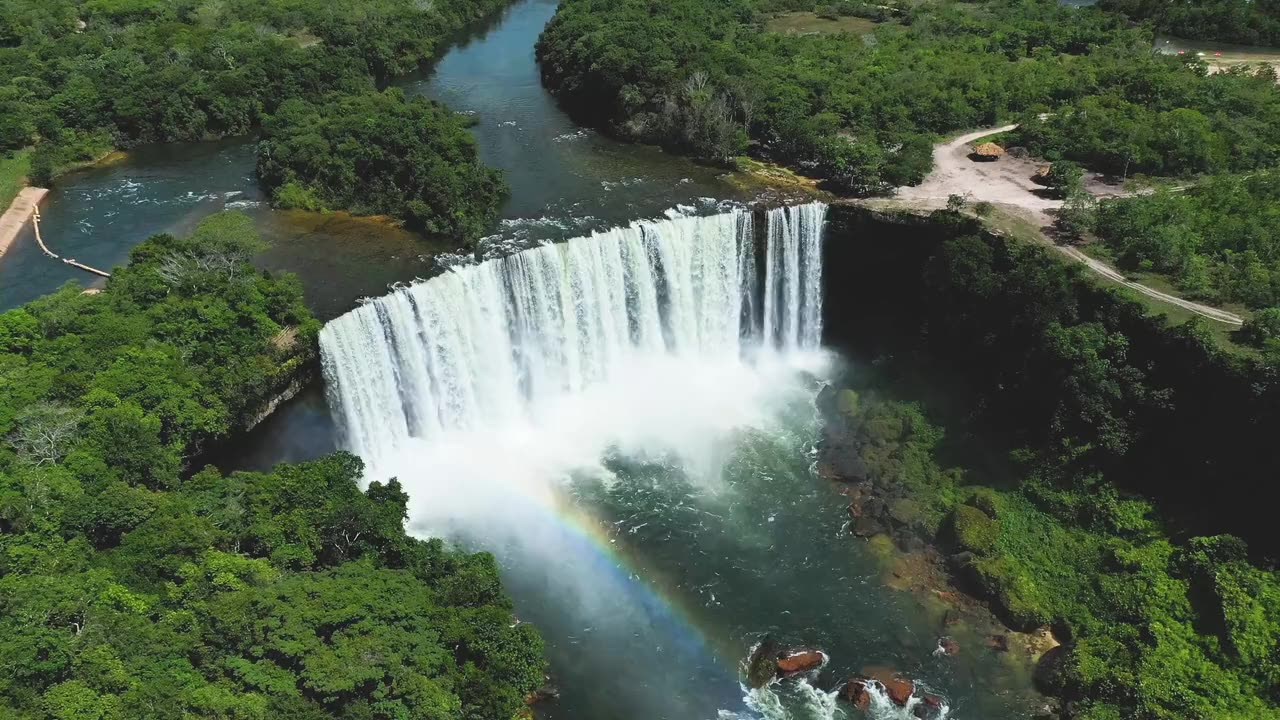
536, 0, 1280, 191
1091, 172, 1280, 310
824, 209, 1280, 719
257, 90, 506, 239
0, 0, 511, 239
1099, 0, 1280, 46
0, 213, 544, 719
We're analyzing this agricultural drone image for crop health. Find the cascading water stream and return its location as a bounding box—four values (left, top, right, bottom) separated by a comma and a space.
320, 203, 828, 470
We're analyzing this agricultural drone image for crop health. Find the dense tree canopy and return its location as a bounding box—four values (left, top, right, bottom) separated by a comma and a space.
257, 90, 507, 239
0, 0, 512, 239
1099, 0, 1280, 46
536, 0, 1280, 191
0, 213, 544, 719
1092, 171, 1280, 308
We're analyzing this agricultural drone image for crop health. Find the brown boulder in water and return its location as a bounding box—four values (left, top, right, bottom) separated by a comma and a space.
776, 649, 826, 675
935, 636, 960, 656
842, 677, 872, 710
883, 675, 915, 706
745, 636, 782, 688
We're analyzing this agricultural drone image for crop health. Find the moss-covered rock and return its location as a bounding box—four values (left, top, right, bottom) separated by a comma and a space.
949, 505, 999, 555
837, 388, 860, 417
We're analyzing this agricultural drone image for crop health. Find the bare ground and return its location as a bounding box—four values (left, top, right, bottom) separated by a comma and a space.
884, 126, 1244, 326
0, 186, 48, 263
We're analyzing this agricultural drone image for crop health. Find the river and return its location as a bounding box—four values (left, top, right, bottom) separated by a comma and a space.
3, 2, 1043, 718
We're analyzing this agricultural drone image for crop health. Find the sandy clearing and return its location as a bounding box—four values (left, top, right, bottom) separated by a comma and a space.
889, 126, 1244, 326
0, 186, 49, 263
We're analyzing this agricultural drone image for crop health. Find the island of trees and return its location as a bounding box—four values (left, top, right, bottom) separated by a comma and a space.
0, 0, 511, 241
0, 213, 545, 719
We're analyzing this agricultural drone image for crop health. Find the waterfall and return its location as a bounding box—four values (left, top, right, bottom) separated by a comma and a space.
761, 203, 827, 350
320, 203, 827, 468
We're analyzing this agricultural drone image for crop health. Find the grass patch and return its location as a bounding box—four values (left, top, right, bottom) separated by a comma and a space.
0, 149, 32, 210
763, 12, 880, 36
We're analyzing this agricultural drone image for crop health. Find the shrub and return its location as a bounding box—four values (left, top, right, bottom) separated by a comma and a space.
1240, 307, 1280, 346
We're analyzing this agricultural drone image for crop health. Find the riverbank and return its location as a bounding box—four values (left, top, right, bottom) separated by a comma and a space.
0, 186, 48, 263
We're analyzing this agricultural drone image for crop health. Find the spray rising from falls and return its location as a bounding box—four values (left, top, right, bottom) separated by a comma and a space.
320, 203, 829, 470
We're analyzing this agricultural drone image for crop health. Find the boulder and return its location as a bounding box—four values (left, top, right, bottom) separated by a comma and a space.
1033, 645, 1069, 694
851, 514, 889, 538
935, 636, 960, 657
842, 677, 872, 710
745, 636, 781, 688
883, 675, 915, 706
777, 649, 826, 675
914, 694, 946, 719
985, 634, 1009, 652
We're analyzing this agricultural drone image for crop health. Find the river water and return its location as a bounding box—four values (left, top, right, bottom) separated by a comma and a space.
3, 2, 1042, 717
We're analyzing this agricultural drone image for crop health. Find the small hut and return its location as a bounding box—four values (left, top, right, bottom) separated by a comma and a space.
971, 142, 1005, 161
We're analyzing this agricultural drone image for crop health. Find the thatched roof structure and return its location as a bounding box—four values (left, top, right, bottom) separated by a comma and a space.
972, 142, 1005, 159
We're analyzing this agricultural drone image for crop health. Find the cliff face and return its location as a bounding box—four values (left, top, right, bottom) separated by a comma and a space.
813, 206, 1280, 719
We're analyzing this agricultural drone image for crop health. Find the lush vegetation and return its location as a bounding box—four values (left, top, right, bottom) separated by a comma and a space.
1089, 172, 1280, 311
0, 0, 512, 239
257, 90, 506, 239
537, 0, 1280, 192
0, 148, 30, 210
1100, 0, 1280, 46
0, 213, 543, 719
824, 208, 1280, 719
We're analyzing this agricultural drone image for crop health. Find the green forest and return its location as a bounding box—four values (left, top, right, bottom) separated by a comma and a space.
0, 0, 511, 240
1099, 0, 1280, 46
257, 90, 506, 239
1092, 172, 1280, 312
0, 213, 544, 719
824, 208, 1280, 720
537, 0, 1280, 191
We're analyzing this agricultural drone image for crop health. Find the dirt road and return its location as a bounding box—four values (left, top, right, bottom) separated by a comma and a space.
890, 126, 1244, 326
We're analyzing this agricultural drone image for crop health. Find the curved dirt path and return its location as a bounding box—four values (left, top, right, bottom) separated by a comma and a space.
891, 126, 1244, 326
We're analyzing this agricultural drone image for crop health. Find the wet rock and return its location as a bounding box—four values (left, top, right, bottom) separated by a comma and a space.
1023, 625, 1062, 660
935, 636, 960, 657
842, 677, 872, 710
745, 636, 781, 688
524, 675, 559, 704
893, 528, 926, 553
1033, 645, 1069, 694
818, 443, 869, 482
914, 694, 946, 719
816, 384, 838, 417
985, 634, 1009, 652
851, 514, 889, 538
777, 649, 826, 675
883, 675, 914, 706
947, 551, 983, 592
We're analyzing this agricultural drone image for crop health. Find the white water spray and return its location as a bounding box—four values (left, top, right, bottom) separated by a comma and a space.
320, 204, 829, 474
